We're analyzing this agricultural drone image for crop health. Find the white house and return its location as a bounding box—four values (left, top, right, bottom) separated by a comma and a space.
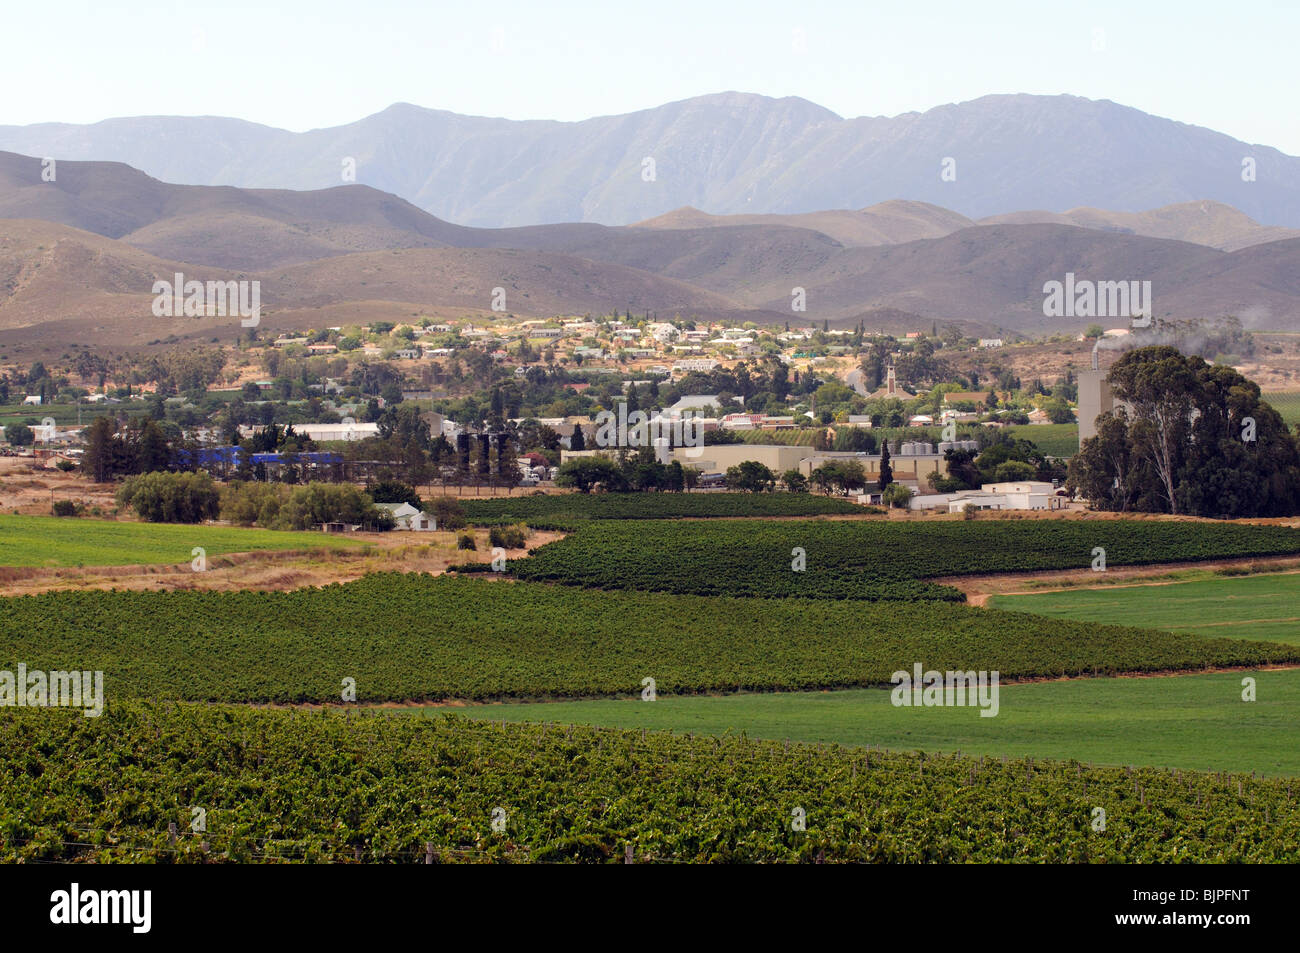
672, 358, 719, 374
21, 395, 41, 406
375, 501, 437, 531
647, 322, 680, 342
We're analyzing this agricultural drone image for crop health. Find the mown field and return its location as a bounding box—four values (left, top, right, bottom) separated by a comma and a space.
457, 669, 1300, 775
1004, 423, 1079, 458
1263, 391, 1300, 427
3, 703, 1296, 863
733, 424, 1079, 458
991, 572, 1300, 645
2, 575, 1294, 703
0, 513, 366, 568
503, 518, 1300, 601
460, 491, 862, 527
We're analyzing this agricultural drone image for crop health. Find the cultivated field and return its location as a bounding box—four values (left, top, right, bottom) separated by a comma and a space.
460, 491, 863, 526
3, 498, 1299, 863
3, 703, 1295, 863
6, 575, 1294, 703
0, 512, 365, 568
1263, 391, 1300, 427
456, 669, 1300, 775
990, 571, 1300, 644
503, 518, 1300, 600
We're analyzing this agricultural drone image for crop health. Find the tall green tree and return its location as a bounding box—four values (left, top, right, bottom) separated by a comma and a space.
877, 442, 893, 491
1069, 347, 1300, 518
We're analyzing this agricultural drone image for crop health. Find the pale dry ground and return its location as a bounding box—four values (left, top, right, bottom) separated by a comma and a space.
0, 456, 119, 514
0, 528, 564, 597
936, 555, 1300, 607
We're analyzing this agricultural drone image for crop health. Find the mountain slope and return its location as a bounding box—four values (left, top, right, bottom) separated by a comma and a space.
0, 151, 479, 269
3, 93, 1298, 228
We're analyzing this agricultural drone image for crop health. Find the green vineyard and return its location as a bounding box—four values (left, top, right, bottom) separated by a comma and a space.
2, 703, 1295, 863
461, 491, 863, 527
0, 575, 1294, 703
505, 518, 1300, 600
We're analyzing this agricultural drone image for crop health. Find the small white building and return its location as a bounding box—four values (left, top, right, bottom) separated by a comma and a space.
672, 358, 720, 374
375, 501, 437, 531
238, 422, 380, 442
647, 322, 680, 342
669, 395, 723, 414
909, 480, 1062, 513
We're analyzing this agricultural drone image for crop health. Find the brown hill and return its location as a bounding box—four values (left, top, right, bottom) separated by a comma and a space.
0, 150, 475, 270
979, 201, 1300, 252
0, 219, 269, 356
0, 219, 751, 358
267, 246, 739, 317
636, 198, 1299, 252
634, 200, 973, 246
3, 151, 1300, 352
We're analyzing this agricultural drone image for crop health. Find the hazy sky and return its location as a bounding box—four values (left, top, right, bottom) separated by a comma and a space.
5, 0, 1297, 155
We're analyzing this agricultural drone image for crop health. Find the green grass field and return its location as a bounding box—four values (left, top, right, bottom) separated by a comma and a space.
452, 668, 1300, 775
1263, 391, 1300, 428
0, 513, 365, 568
1005, 423, 1079, 457
734, 423, 1079, 457
990, 572, 1300, 645
0, 401, 147, 427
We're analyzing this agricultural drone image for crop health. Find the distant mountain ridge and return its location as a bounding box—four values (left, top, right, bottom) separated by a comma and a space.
2, 92, 1298, 228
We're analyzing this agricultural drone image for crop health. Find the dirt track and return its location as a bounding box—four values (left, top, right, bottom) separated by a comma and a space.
935, 555, 1300, 606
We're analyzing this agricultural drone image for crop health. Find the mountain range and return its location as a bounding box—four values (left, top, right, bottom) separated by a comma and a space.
2, 92, 1298, 229
1, 147, 1299, 357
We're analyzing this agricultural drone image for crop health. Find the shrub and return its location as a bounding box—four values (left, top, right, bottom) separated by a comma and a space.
116, 471, 220, 523
430, 496, 466, 530
457, 531, 477, 550
4, 424, 34, 447
219, 480, 391, 531
55, 459, 77, 472
488, 523, 528, 550
51, 500, 79, 517
881, 483, 914, 509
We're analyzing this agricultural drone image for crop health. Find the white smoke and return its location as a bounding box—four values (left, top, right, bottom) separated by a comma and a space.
1091, 320, 1225, 369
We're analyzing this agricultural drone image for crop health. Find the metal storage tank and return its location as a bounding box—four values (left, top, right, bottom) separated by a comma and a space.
938, 441, 954, 454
